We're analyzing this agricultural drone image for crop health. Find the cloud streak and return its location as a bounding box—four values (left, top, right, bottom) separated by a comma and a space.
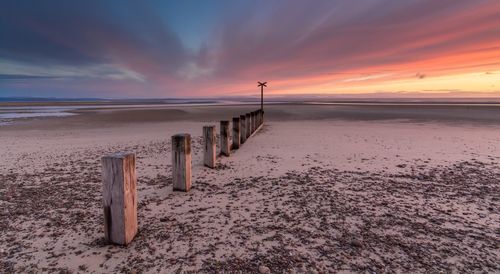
1, 0, 499, 98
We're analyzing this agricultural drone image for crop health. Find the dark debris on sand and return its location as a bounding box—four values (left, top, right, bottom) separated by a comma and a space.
1, 143, 499, 273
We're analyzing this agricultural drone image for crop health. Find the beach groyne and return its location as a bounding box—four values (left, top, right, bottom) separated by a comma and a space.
100, 109, 264, 244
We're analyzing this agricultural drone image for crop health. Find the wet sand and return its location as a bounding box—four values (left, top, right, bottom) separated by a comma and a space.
1, 104, 499, 273
2, 103, 500, 130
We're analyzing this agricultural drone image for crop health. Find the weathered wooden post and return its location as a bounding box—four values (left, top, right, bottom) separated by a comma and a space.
257, 109, 261, 127
254, 111, 258, 130
172, 134, 192, 192
255, 111, 258, 130
255, 111, 259, 129
220, 120, 230, 156
250, 112, 254, 133
240, 115, 246, 144
101, 152, 137, 245
256, 111, 259, 128
203, 125, 216, 168
260, 110, 263, 125
232, 117, 240, 149
245, 113, 251, 138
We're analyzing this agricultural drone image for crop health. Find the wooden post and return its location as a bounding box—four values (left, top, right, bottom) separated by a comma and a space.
245, 113, 251, 138
220, 120, 230, 156
253, 111, 259, 131
232, 117, 240, 149
254, 111, 258, 131
250, 112, 254, 133
240, 115, 246, 144
256, 111, 259, 129
254, 111, 258, 129
172, 134, 192, 192
254, 111, 257, 131
260, 110, 263, 125
203, 125, 216, 168
101, 152, 137, 245
257, 110, 261, 127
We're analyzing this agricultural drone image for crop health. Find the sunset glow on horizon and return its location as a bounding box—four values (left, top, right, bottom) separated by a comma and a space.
1, 0, 500, 98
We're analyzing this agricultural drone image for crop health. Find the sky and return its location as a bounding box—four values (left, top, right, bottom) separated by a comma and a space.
1, 0, 500, 99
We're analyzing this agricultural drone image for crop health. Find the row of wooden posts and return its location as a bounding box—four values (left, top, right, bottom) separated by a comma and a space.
101, 109, 264, 245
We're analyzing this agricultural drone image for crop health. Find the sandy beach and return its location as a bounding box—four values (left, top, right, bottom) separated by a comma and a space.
1, 104, 499, 273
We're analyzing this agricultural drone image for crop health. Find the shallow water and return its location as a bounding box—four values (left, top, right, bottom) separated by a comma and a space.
0, 106, 77, 124
0, 101, 264, 125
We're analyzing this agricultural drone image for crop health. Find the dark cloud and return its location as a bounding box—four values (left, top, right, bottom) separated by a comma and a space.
1, 0, 499, 97
210, 0, 500, 79
0, 0, 188, 75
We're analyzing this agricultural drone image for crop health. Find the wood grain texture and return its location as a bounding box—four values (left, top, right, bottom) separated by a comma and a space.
250, 112, 254, 134
240, 115, 246, 144
232, 117, 240, 149
245, 113, 251, 138
220, 120, 230, 156
253, 111, 257, 131
172, 134, 192, 192
255, 111, 258, 131
254, 111, 258, 128
101, 152, 137, 245
203, 126, 216, 168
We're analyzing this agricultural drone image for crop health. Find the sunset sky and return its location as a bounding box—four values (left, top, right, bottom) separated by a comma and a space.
1, 0, 500, 98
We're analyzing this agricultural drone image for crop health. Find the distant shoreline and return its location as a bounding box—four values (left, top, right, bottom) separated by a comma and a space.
1, 98, 500, 107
